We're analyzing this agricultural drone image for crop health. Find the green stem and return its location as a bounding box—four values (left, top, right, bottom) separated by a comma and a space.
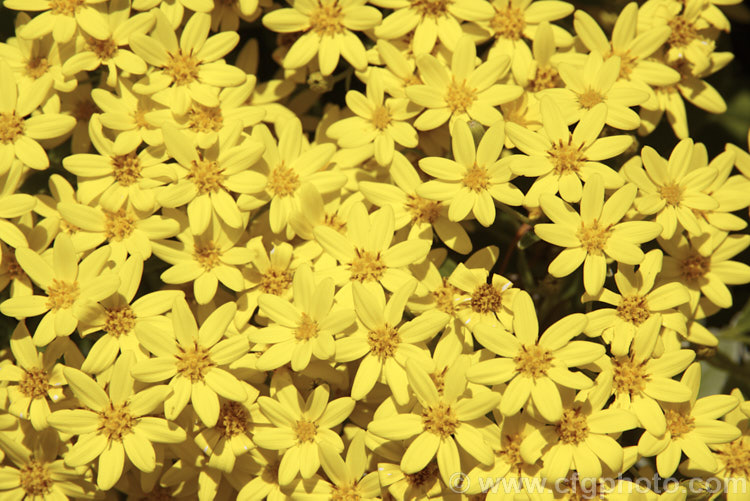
497, 203, 532, 225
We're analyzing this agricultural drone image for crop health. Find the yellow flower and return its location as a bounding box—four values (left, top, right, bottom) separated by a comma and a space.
372, 39, 422, 99
262, 0, 382, 76
6, 0, 107, 43
377, 459, 447, 500
0, 169, 36, 249
448, 257, 517, 331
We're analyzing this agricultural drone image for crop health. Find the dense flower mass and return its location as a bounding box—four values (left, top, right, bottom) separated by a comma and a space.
1, 0, 750, 499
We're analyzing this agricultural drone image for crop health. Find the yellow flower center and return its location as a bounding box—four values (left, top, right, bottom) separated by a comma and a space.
86, 37, 118, 61
18, 368, 50, 400
133, 106, 150, 129
20, 460, 53, 496
104, 208, 136, 241
187, 104, 224, 134
194, 241, 222, 271
616, 295, 650, 325
26, 57, 50, 79
371, 105, 391, 131
665, 409, 695, 438
405, 463, 439, 487
557, 408, 589, 444
294, 313, 319, 341
175, 343, 214, 382
680, 253, 710, 281
332, 482, 361, 501
718, 437, 750, 478
350, 249, 386, 282
267, 166, 301, 197
0, 112, 24, 144
421, 401, 459, 438
104, 305, 137, 338
46, 279, 80, 311
529, 65, 562, 92
216, 401, 250, 438
411, 0, 451, 18
445, 80, 476, 114
406, 194, 441, 224
295, 419, 318, 443
576, 220, 611, 255
498, 434, 525, 472
514, 344, 553, 378
490, 5, 526, 40
668, 16, 698, 47
49, 0, 85, 16
259, 267, 293, 295
432, 277, 459, 316
188, 158, 225, 194
578, 88, 604, 109
2, 249, 25, 280
470, 283, 504, 314
309, 1, 345, 36
659, 182, 683, 206
462, 164, 490, 192
549, 139, 586, 175
165, 49, 200, 85
99, 402, 136, 441
430, 366, 448, 395
368, 325, 400, 360
612, 356, 648, 396
609, 50, 638, 79
112, 152, 142, 186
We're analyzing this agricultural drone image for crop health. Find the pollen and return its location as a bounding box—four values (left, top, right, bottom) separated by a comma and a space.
175, 343, 214, 382
86, 37, 118, 61
717, 437, 750, 478
411, 0, 451, 18
267, 166, 300, 197
680, 253, 710, 281
616, 295, 650, 325
578, 88, 604, 109
49, 0, 85, 15
294, 419, 318, 443
367, 325, 400, 360
104, 208, 136, 241
26, 57, 50, 79
294, 313, 319, 341
445, 80, 476, 114
188, 158, 225, 194
99, 402, 137, 441
259, 267, 293, 295
548, 139, 585, 175
462, 164, 490, 192
405, 462, 439, 488
470, 283, 503, 314
556, 408, 589, 444
18, 368, 50, 399
187, 104, 224, 134
111, 152, 142, 186
405, 194, 441, 224
514, 344, 553, 378
668, 16, 698, 48
576, 220, 611, 254
20, 460, 53, 496
349, 249, 386, 282
498, 434, 525, 472
665, 408, 695, 438
529, 65, 562, 92
432, 277, 459, 316
421, 401, 459, 438
332, 482, 362, 501
165, 49, 200, 85
194, 241, 222, 271
371, 105, 392, 131
612, 356, 648, 396
309, 1, 345, 36
660, 183, 683, 206
0, 111, 24, 144
490, 5, 525, 40
216, 401, 250, 438
46, 279, 80, 311
104, 305, 137, 338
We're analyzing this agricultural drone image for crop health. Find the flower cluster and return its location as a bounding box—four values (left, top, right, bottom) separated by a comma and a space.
0, 0, 749, 499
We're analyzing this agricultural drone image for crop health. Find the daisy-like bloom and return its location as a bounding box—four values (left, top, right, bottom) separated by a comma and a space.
506, 99, 630, 205
335, 280, 447, 405
0, 240, 35, 297
0, 323, 66, 430
131, 299, 249, 426
372, 0, 492, 55
657, 230, 750, 310
47, 353, 187, 490
250, 264, 356, 371
327, 72, 419, 166
129, 10, 246, 116
368, 359, 500, 485
417, 119, 524, 226
372, 40, 421, 99
254, 374, 355, 485
58, 81, 99, 154
448, 259, 518, 332
535, 175, 662, 295
520, 387, 639, 481
538, 51, 649, 130
0, 170, 35, 249
510, 20, 565, 96
638, 362, 741, 478
5, 0, 106, 43
466, 290, 602, 422
61, 0, 154, 87
262, 0, 382, 76
211, 0, 265, 32
0, 233, 120, 346
0, 59, 76, 174
693, 145, 750, 233
583, 249, 690, 356
314, 203, 431, 292
157, 123, 265, 234
406, 37, 522, 130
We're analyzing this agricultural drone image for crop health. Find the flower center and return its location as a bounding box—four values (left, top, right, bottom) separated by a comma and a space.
668, 16, 698, 47
576, 220, 611, 255
659, 182, 683, 206
549, 139, 585, 175
489, 5, 525, 40
267, 166, 300, 197
18, 368, 50, 399
462, 164, 490, 192
680, 253, 710, 281
665, 409, 694, 438
410, 0, 451, 18
557, 408, 589, 444
294, 313, 319, 341
86, 37, 118, 61
295, 419, 318, 443
470, 283, 503, 314
332, 483, 361, 501
430, 366, 448, 395
104, 305, 137, 338
498, 434, 525, 472
578, 88, 604, 109
405, 194, 441, 224
405, 462, 439, 487
188, 158, 224, 194
194, 241, 222, 271
165, 49, 200, 85
259, 267, 293, 295
46, 279, 80, 310
216, 401, 250, 438
175, 343, 214, 382
104, 208, 136, 241
133, 106, 150, 129
49, 0, 85, 16
612, 356, 648, 396
309, 1, 345, 36
99, 402, 136, 440
187, 104, 224, 134
371, 105, 391, 131
514, 344, 553, 378
112, 152, 142, 186
20, 460, 53, 496
718, 438, 750, 478
367, 325, 400, 360
529, 65, 562, 92
421, 401, 458, 438
445, 80, 476, 113
0, 112, 24, 144
616, 295, 650, 325
350, 249, 386, 282
26, 57, 50, 79
432, 277, 459, 316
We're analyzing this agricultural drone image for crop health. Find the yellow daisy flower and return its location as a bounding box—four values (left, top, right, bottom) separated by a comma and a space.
692, 144, 750, 233
372, 39, 422, 99
377, 459, 448, 500
6, 0, 107, 43
509, 20, 565, 97
0, 170, 36, 249
58, 81, 98, 154
448, 258, 517, 331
